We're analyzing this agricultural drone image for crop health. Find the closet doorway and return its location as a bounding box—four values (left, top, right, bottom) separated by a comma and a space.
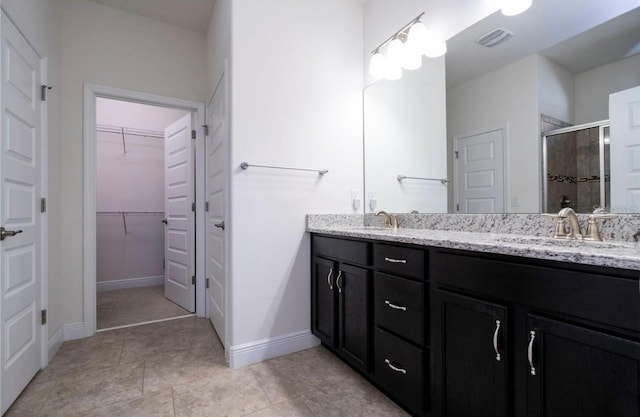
95, 98, 194, 330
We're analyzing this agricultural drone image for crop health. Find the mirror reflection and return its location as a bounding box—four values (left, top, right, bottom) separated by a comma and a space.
363, 1, 640, 214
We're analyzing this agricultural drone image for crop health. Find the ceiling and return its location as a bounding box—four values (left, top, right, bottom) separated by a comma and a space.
86, 0, 216, 33
446, 0, 640, 87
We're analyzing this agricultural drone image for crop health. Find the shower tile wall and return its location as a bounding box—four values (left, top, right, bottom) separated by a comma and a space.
576, 127, 600, 213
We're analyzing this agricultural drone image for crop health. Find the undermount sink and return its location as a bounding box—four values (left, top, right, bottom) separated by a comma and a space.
494, 235, 633, 249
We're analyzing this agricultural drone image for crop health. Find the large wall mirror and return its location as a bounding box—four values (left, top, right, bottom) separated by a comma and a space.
363, 0, 640, 214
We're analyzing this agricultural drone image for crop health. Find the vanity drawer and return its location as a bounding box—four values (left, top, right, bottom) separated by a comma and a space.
374, 272, 425, 345
373, 244, 425, 279
374, 327, 425, 416
433, 251, 640, 334
313, 236, 369, 265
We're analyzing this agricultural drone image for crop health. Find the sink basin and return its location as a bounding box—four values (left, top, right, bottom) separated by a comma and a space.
494, 235, 632, 249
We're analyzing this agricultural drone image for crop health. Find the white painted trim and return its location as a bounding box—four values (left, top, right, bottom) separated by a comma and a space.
83, 83, 206, 340
96, 275, 164, 292
63, 323, 86, 341
228, 330, 320, 369
39, 56, 49, 369
47, 325, 63, 361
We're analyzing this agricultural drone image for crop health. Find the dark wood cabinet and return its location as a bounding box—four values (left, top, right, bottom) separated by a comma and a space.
336, 264, 370, 372
433, 290, 508, 417
526, 314, 640, 417
311, 256, 337, 348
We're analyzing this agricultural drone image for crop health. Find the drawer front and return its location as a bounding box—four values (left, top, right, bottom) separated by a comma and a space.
433, 251, 640, 334
374, 272, 425, 345
373, 244, 425, 279
313, 235, 369, 265
374, 327, 425, 416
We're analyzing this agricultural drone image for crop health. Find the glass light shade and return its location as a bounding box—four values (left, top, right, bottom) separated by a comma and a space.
406, 22, 428, 51
403, 46, 422, 70
384, 63, 402, 80
386, 38, 406, 69
424, 38, 447, 58
501, 0, 532, 16
369, 52, 387, 78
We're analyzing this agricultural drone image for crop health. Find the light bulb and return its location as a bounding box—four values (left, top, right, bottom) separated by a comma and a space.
384, 64, 402, 81
501, 0, 532, 16
386, 38, 406, 69
369, 52, 387, 78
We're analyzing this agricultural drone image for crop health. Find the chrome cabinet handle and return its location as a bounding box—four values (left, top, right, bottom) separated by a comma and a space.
327, 268, 333, 290
0, 227, 23, 241
528, 330, 536, 376
336, 271, 343, 293
385, 359, 407, 374
385, 300, 407, 311
493, 320, 501, 362
384, 257, 407, 264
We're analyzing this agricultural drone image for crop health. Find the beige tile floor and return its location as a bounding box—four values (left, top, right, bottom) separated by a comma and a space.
97, 285, 191, 329
6, 317, 409, 417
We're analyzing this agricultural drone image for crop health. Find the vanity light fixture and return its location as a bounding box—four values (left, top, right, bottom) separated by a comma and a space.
369, 12, 447, 80
487, 0, 533, 16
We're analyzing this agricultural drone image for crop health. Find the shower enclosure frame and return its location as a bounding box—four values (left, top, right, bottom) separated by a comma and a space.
541, 120, 610, 213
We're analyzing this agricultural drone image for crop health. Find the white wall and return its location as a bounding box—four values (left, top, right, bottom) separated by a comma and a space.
0, 0, 64, 349
364, 58, 447, 213
228, 0, 363, 353
447, 54, 540, 213
574, 54, 640, 124
206, 0, 231, 95
538, 55, 575, 125
95, 99, 187, 285
59, 0, 207, 324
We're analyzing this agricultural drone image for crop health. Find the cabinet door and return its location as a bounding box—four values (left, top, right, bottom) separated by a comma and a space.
433, 290, 508, 417
526, 315, 640, 417
312, 257, 337, 347
337, 264, 370, 373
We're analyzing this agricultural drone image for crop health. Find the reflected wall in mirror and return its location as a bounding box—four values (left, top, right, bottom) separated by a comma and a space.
363, 0, 640, 213
363, 57, 447, 214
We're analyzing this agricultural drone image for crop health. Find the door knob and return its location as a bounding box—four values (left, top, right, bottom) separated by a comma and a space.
161, 219, 167, 224
0, 227, 23, 241
214, 221, 225, 230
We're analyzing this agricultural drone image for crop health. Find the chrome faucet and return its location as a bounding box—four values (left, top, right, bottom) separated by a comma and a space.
375, 211, 398, 230
558, 207, 582, 239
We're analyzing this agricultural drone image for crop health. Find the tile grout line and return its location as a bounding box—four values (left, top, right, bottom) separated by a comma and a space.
247, 365, 276, 406
171, 387, 177, 417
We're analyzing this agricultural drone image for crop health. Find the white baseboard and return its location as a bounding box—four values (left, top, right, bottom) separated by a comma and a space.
228, 330, 320, 368
96, 275, 164, 292
48, 325, 64, 360
63, 322, 86, 341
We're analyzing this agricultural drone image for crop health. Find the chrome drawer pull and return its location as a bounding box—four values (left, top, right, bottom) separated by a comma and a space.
493, 320, 501, 362
385, 359, 407, 374
385, 300, 407, 311
384, 257, 407, 264
336, 271, 343, 293
528, 330, 536, 376
327, 268, 333, 290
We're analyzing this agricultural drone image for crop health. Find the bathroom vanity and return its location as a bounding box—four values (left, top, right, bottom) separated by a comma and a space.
308, 219, 640, 417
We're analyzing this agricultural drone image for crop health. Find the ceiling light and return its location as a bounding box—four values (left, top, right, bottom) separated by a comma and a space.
496, 0, 533, 16
369, 51, 387, 79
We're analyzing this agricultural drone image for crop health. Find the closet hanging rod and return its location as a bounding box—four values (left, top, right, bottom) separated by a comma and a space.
397, 175, 450, 185
240, 162, 328, 175
96, 124, 164, 139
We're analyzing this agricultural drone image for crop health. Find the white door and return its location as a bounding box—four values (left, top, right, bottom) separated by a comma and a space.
206, 75, 227, 346
455, 129, 505, 213
610, 86, 640, 212
164, 114, 195, 312
1, 12, 43, 414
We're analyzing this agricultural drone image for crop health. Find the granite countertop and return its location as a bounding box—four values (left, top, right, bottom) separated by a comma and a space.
306, 225, 640, 271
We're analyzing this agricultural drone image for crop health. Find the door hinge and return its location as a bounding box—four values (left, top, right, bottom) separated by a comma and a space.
40, 85, 52, 101
206, 278, 210, 289
41, 309, 47, 325
191, 202, 196, 212
202, 124, 209, 136
40, 197, 47, 213
205, 201, 209, 212
456, 203, 460, 211
191, 130, 196, 140
192, 275, 196, 285
454, 151, 459, 159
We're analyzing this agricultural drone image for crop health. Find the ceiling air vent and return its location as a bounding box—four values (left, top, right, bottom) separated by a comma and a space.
476, 28, 514, 47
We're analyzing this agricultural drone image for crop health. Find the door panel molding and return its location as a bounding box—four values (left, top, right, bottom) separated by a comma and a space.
83, 83, 205, 338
